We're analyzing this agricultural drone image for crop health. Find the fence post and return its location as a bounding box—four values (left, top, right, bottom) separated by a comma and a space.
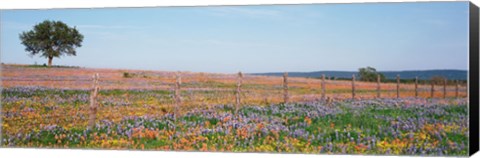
352, 74, 356, 100
455, 80, 459, 98
415, 77, 418, 98
88, 73, 99, 130
283, 72, 289, 104
321, 74, 326, 101
174, 72, 182, 119
396, 75, 400, 98
443, 78, 447, 99
376, 74, 381, 98
430, 80, 435, 98
236, 71, 243, 112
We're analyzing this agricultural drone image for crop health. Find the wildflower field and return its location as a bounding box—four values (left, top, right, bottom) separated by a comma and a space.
1, 65, 469, 156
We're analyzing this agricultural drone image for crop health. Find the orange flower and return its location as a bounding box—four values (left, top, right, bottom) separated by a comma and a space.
180, 138, 189, 144
304, 116, 312, 125
223, 116, 230, 123
256, 123, 264, 130
200, 143, 208, 151
354, 144, 367, 152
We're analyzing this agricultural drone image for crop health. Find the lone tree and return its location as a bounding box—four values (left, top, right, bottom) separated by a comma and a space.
358, 66, 385, 82
19, 20, 83, 67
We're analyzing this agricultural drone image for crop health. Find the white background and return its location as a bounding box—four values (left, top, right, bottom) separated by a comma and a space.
0, 0, 479, 158
0, 0, 475, 9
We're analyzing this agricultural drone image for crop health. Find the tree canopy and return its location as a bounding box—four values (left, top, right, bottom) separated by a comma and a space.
19, 20, 83, 67
358, 66, 385, 82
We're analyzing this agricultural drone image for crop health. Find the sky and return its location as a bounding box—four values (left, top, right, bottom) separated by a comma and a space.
0, 2, 470, 73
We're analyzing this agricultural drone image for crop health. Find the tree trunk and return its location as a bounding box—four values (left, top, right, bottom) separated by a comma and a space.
48, 56, 53, 67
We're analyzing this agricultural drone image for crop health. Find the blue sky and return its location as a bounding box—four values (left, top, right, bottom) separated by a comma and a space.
0, 2, 469, 73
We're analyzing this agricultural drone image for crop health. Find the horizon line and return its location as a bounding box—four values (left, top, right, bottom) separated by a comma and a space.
1, 63, 469, 74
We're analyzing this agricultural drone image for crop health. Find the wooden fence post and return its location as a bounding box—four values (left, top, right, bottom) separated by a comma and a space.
430, 81, 435, 98
455, 80, 459, 98
235, 72, 243, 112
376, 74, 381, 98
352, 74, 356, 100
88, 73, 99, 130
283, 72, 289, 103
443, 78, 447, 99
174, 72, 182, 118
396, 75, 400, 98
321, 74, 326, 101
415, 77, 418, 98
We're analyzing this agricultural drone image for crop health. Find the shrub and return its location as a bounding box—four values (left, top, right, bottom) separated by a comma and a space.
123, 72, 134, 78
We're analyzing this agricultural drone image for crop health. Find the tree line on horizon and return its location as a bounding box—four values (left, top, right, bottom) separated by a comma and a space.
312, 66, 467, 85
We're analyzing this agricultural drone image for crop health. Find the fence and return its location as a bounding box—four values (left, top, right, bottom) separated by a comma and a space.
5, 71, 467, 125
82, 72, 468, 122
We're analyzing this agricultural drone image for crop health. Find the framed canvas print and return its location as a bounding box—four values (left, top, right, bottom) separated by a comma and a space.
1, 0, 479, 157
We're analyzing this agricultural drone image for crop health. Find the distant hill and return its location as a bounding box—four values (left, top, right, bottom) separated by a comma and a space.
251, 70, 468, 80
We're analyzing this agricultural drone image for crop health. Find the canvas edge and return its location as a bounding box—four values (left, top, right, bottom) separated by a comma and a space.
469, 1, 479, 157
